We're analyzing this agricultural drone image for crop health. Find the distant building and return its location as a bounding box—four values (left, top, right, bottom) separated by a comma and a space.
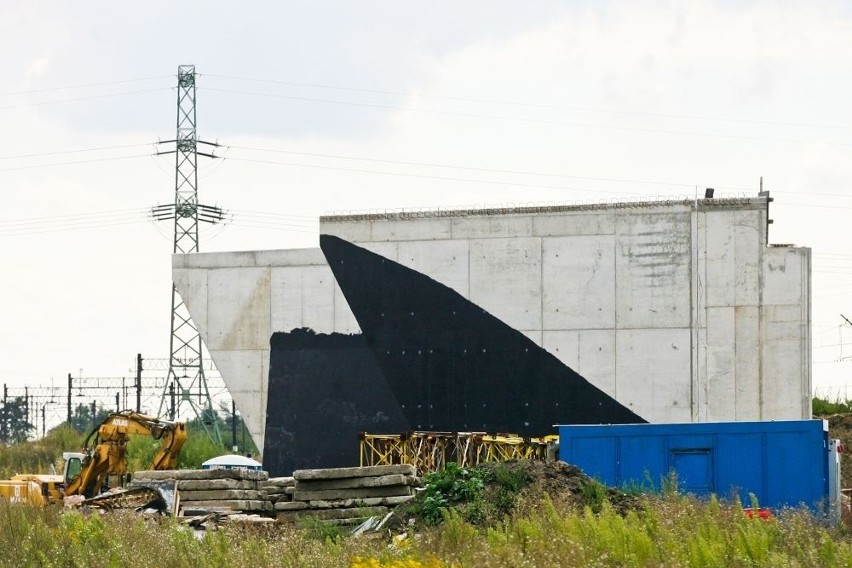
174, 195, 810, 475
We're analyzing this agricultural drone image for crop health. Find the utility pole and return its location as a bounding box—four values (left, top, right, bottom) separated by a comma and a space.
231, 399, 238, 452
135, 353, 142, 413
67, 373, 72, 424
1, 383, 6, 443
152, 65, 226, 444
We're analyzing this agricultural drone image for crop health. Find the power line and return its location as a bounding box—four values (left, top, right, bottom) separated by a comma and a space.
0, 153, 150, 172
224, 156, 663, 196
223, 154, 852, 203
227, 144, 705, 190
231, 209, 317, 222
0, 207, 148, 227
0, 218, 148, 238
204, 87, 852, 148
0, 143, 154, 161
0, 75, 172, 98
0, 88, 172, 111
204, 73, 852, 132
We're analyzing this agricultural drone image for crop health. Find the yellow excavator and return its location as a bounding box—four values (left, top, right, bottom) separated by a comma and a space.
0, 411, 186, 508
63, 410, 187, 499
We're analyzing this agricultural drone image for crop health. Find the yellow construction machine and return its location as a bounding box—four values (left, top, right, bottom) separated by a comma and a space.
0, 474, 64, 506
63, 410, 187, 498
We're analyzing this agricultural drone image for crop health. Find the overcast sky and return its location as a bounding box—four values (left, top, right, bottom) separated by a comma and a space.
2, 1, 851, 405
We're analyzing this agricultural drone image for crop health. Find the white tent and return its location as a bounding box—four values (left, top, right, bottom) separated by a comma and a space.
201, 454, 263, 471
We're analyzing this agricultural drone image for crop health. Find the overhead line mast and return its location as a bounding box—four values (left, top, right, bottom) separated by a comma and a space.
152, 65, 226, 444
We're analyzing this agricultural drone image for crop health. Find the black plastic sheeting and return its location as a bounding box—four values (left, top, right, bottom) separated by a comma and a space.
262, 235, 645, 476
265, 329, 409, 476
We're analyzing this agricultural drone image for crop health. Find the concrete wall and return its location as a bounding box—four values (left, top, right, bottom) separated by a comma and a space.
173, 198, 811, 451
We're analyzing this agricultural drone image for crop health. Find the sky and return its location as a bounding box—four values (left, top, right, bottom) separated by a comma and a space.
2, 0, 851, 409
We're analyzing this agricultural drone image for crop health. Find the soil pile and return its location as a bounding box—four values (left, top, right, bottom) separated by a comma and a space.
389, 459, 639, 530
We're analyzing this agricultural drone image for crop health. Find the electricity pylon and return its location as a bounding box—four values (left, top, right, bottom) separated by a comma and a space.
151, 65, 225, 444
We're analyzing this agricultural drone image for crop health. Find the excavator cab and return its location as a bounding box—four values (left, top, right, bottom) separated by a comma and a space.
62, 452, 85, 488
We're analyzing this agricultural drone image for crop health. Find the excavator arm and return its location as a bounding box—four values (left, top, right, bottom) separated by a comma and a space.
64, 411, 187, 498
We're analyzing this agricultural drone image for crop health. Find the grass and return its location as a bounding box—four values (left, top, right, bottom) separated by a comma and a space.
813, 395, 852, 416
2, 491, 852, 567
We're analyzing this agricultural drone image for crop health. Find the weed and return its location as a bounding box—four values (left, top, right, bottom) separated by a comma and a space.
298, 515, 347, 543
580, 478, 609, 513
420, 462, 488, 526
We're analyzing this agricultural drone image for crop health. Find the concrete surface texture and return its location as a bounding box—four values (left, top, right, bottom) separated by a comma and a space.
173, 197, 811, 452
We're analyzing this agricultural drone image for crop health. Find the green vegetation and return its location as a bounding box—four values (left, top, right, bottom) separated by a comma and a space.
2, 490, 852, 566
813, 395, 852, 416
0, 412, 254, 479
407, 461, 533, 527
0, 425, 83, 479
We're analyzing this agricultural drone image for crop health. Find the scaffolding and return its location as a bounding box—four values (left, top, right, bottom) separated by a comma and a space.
359, 431, 558, 475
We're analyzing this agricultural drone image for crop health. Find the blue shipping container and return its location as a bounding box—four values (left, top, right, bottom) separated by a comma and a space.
558, 420, 836, 513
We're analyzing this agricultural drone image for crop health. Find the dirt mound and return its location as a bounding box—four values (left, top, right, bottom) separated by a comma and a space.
388, 459, 639, 530
481, 459, 638, 516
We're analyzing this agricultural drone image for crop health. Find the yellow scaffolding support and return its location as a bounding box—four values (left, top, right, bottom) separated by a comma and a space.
359, 431, 559, 475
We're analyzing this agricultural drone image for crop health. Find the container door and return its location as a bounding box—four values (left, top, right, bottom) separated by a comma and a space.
670, 448, 713, 497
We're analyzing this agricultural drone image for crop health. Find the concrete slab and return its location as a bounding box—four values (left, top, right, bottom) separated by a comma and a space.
614, 210, 692, 330
293, 464, 415, 480
469, 237, 542, 331
371, 218, 452, 241
179, 489, 263, 501
615, 328, 692, 422
542, 235, 615, 330
762, 338, 807, 419
762, 248, 808, 305
321, 220, 373, 242
542, 331, 580, 369
208, 349, 267, 448
450, 215, 534, 239
533, 213, 615, 237
704, 211, 736, 307
733, 210, 761, 306
207, 267, 271, 351
397, 240, 469, 296
734, 306, 760, 420
134, 469, 268, 481
705, 307, 736, 422
177, 479, 257, 491
293, 474, 412, 491
578, 330, 616, 398
293, 486, 412, 502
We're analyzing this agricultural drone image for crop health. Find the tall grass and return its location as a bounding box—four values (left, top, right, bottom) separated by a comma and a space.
2, 493, 851, 567
0, 420, 239, 480
0, 425, 83, 478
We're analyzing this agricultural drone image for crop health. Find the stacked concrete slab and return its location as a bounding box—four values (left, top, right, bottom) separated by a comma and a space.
132, 469, 269, 514
259, 476, 296, 506
274, 464, 418, 525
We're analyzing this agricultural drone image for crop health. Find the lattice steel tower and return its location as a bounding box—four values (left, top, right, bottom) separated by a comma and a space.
151, 65, 225, 444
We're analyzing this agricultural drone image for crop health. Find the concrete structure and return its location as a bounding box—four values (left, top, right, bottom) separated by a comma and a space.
173, 196, 811, 452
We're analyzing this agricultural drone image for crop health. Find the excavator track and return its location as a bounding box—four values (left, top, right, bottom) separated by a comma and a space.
82, 486, 167, 512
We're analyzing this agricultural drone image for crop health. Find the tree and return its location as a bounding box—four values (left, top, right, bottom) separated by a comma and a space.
0, 396, 34, 444
67, 402, 111, 434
